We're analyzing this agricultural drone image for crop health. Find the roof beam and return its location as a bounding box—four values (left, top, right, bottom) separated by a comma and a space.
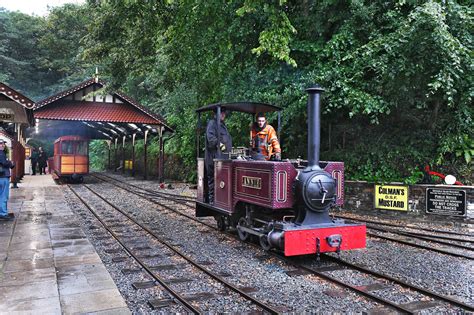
81, 121, 113, 139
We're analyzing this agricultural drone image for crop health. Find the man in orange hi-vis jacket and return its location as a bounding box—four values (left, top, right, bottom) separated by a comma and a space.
251, 112, 281, 160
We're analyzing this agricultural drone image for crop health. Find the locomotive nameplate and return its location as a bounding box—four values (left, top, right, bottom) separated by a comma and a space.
234, 166, 272, 203
242, 176, 262, 190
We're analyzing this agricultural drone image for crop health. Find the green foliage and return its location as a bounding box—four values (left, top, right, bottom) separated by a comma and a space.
0, 9, 46, 97
237, 0, 297, 66
89, 140, 109, 171
0, 4, 93, 100
453, 134, 474, 164
1, 1, 472, 184
36, 4, 94, 98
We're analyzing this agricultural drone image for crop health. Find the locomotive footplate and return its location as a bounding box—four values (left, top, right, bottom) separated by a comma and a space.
196, 201, 231, 217
268, 222, 366, 256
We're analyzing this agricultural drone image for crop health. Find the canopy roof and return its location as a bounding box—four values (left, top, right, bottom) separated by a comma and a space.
196, 102, 281, 114
35, 101, 161, 124
0, 82, 35, 126
0, 83, 35, 109
31, 78, 173, 140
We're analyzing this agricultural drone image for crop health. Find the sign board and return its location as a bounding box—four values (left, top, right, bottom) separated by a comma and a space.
375, 185, 408, 211
426, 188, 466, 217
0, 108, 15, 122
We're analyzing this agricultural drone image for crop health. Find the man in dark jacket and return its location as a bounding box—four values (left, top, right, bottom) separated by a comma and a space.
205, 109, 232, 204
38, 147, 47, 175
30, 147, 38, 175
0, 140, 14, 220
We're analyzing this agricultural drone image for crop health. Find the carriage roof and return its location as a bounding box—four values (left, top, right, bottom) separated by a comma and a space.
54, 135, 88, 144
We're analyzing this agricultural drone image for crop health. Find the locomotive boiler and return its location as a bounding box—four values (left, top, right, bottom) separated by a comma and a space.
195, 85, 366, 256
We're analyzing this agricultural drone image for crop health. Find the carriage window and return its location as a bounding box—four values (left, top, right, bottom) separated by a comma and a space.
76, 141, 88, 155
61, 141, 74, 154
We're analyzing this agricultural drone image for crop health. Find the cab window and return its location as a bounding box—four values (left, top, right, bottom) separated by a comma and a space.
76, 141, 88, 155
61, 141, 74, 154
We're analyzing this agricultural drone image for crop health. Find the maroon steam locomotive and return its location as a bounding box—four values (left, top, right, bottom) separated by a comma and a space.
196, 86, 366, 256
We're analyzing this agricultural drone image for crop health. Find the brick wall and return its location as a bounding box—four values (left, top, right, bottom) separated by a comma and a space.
343, 181, 474, 220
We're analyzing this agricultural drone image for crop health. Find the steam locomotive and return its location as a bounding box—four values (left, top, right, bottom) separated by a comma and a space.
195, 86, 366, 256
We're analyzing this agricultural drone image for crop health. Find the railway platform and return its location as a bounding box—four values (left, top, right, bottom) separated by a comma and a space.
0, 174, 130, 314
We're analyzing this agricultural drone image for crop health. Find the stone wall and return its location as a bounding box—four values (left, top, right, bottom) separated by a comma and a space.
343, 181, 474, 221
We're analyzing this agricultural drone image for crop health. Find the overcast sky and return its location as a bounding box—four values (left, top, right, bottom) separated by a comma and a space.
0, 0, 85, 16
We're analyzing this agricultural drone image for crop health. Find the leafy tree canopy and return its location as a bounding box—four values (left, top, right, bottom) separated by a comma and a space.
0, 0, 472, 183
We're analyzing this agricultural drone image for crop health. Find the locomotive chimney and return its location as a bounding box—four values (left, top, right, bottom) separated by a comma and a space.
305, 84, 324, 171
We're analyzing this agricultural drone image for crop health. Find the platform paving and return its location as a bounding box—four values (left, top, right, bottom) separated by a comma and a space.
0, 174, 130, 314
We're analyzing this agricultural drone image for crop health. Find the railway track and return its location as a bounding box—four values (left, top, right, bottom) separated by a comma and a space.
88, 173, 474, 313
68, 184, 282, 314
92, 173, 474, 259
334, 215, 473, 237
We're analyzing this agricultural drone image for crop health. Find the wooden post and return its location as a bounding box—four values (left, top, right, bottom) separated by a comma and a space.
158, 127, 164, 183
144, 130, 148, 180
122, 135, 126, 174
11, 123, 18, 188
107, 140, 111, 170
132, 133, 136, 177
114, 138, 118, 172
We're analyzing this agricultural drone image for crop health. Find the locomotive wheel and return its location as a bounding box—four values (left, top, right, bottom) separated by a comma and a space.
259, 234, 272, 251
216, 216, 227, 231
237, 217, 250, 241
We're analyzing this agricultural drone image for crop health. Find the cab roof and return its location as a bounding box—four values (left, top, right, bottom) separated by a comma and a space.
195, 102, 281, 114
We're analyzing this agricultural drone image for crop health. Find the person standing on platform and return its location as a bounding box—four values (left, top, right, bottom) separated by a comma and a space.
0, 139, 15, 220
30, 147, 38, 175
38, 147, 47, 175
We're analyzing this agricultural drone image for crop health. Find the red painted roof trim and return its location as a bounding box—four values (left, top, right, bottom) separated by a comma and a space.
0, 82, 35, 109
34, 101, 162, 124
34, 78, 173, 131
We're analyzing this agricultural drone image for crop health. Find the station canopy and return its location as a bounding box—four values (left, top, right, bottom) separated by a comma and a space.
0, 82, 35, 148
31, 77, 173, 140
0, 82, 35, 132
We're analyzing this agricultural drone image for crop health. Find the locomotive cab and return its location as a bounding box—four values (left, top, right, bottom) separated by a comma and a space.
195, 90, 366, 256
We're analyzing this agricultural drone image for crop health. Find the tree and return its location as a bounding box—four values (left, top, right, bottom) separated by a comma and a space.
2, 1, 471, 183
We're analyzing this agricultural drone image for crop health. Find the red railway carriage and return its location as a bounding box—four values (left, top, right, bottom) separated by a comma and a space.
53, 136, 89, 182
195, 87, 366, 257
